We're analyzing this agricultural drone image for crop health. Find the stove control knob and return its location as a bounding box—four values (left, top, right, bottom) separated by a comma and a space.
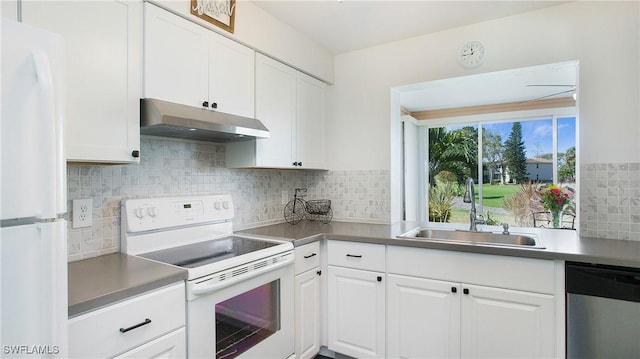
134, 207, 145, 219
214, 202, 222, 210
222, 201, 229, 210
147, 207, 157, 217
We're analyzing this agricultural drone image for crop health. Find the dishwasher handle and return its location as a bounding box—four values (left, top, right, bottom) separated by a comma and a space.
566, 262, 640, 303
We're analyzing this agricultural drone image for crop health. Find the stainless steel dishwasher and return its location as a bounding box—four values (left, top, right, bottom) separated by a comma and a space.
566, 262, 640, 358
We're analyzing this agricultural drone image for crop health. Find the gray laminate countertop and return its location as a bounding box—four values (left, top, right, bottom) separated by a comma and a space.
68, 253, 187, 317
69, 220, 640, 317
237, 220, 640, 268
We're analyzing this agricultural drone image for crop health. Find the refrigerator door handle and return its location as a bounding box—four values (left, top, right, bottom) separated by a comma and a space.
32, 50, 59, 218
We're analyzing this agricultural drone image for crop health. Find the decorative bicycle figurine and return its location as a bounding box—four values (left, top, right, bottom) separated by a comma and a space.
284, 188, 333, 225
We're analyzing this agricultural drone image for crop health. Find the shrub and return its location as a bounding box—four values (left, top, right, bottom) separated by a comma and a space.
484, 211, 500, 225
428, 180, 457, 222
434, 170, 457, 184
502, 181, 544, 226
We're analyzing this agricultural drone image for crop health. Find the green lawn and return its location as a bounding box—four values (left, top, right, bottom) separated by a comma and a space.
474, 183, 520, 208
450, 209, 514, 226
449, 184, 521, 225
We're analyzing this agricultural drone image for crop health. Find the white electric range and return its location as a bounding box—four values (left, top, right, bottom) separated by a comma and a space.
122, 195, 294, 359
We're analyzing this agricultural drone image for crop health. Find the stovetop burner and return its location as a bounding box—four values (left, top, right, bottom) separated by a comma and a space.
140, 236, 280, 269
122, 195, 294, 280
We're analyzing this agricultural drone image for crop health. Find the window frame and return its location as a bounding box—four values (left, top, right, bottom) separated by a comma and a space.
416, 106, 577, 226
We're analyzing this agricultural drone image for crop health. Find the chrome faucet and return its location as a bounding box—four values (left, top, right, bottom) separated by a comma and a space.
463, 177, 485, 231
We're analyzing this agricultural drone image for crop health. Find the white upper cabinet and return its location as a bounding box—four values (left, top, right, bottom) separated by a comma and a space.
208, 33, 255, 118
22, 0, 141, 163
143, 2, 208, 109
226, 54, 326, 169
253, 53, 297, 167
296, 73, 326, 169
143, 2, 254, 118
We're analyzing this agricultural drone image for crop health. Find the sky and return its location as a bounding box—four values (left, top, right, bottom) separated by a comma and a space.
448, 117, 576, 159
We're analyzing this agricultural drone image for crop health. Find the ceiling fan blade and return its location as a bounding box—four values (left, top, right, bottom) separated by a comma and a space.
522, 89, 575, 103
526, 84, 576, 87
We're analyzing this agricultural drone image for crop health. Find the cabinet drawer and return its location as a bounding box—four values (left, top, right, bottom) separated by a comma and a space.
328, 240, 385, 272
69, 283, 185, 358
295, 241, 320, 275
115, 327, 186, 359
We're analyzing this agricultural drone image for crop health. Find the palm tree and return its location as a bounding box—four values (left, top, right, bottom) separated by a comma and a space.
428, 126, 477, 184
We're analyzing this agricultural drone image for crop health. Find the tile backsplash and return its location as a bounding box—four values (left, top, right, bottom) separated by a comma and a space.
66, 136, 638, 260
66, 136, 390, 261
579, 163, 640, 240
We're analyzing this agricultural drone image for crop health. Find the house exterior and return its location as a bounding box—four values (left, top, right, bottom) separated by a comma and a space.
525, 158, 553, 183
483, 157, 553, 184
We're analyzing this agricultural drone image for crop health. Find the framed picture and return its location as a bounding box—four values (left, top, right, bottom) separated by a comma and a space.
191, 0, 236, 33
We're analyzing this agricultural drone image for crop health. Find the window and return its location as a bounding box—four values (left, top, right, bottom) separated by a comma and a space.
423, 114, 576, 228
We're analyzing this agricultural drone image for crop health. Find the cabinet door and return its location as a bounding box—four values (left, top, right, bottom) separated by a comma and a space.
115, 327, 186, 359
209, 33, 254, 118
143, 2, 208, 109
23, 0, 141, 163
296, 72, 325, 169
387, 275, 461, 359
328, 266, 385, 358
295, 269, 321, 359
461, 284, 554, 358
254, 53, 296, 167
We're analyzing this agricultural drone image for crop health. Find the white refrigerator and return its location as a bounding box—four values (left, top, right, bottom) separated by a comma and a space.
1, 19, 68, 358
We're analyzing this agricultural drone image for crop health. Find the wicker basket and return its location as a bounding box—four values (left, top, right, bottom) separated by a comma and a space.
305, 199, 331, 215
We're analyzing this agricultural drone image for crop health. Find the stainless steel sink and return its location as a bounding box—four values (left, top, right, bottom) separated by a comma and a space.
397, 228, 544, 249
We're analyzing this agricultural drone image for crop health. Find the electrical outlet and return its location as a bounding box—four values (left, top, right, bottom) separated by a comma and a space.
72, 199, 93, 228
282, 191, 288, 205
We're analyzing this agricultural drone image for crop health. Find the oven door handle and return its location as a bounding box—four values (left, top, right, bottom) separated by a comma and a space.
191, 255, 294, 295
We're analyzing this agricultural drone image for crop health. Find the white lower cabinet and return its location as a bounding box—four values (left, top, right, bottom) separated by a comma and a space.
294, 242, 322, 359
327, 240, 386, 358
68, 283, 186, 359
387, 275, 461, 358
460, 284, 554, 358
387, 246, 557, 359
387, 275, 554, 359
295, 268, 321, 359
328, 266, 385, 358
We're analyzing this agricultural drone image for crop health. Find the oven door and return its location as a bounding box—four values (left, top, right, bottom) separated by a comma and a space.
186, 255, 294, 359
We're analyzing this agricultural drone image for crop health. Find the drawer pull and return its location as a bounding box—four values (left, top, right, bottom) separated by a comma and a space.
304, 253, 317, 259
346, 254, 362, 258
119, 318, 151, 333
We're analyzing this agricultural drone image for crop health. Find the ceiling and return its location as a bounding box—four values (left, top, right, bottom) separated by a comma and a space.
251, 1, 575, 112
251, 1, 567, 55
399, 61, 577, 112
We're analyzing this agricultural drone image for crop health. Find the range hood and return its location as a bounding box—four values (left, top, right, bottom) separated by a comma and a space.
140, 98, 269, 142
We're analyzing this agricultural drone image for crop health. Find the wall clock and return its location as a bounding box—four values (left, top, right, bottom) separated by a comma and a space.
459, 41, 485, 68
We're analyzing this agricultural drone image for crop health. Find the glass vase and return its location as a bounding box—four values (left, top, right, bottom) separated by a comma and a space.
551, 210, 563, 229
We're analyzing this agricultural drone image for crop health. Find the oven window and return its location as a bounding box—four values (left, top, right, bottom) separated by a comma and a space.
215, 280, 281, 359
